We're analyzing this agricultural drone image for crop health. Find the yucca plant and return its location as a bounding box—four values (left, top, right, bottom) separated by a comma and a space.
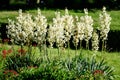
99, 7, 112, 51
63, 54, 115, 80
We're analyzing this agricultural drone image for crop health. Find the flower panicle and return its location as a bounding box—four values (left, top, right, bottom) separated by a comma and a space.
99, 6, 112, 41
92, 31, 99, 51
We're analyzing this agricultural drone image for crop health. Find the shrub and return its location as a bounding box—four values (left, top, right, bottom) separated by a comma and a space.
4, 54, 114, 80
3, 48, 42, 73
13, 60, 75, 80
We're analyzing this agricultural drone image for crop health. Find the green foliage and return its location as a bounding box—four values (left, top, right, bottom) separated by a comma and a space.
13, 60, 75, 80
0, 70, 4, 80
3, 50, 42, 72
1, 54, 113, 80
10, 0, 26, 4
0, 43, 119, 79
63, 54, 115, 80
0, 42, 116, 80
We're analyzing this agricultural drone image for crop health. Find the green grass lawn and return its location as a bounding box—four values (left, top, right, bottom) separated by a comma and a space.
0, 9, 120, 30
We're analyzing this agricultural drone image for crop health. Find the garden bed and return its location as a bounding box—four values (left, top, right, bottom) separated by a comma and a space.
0, 8, 120, 79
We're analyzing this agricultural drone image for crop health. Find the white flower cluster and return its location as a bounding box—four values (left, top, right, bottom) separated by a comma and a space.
7, 10, 34, 45
72, 9, 93, 48
7, 9, 47, 45
80, 9, 93, 43
99, 7, 111, 41
47, 11, 65, 48
48, 9, 74, 48
92, 31, 99, 51
72, 17, 85, 47
34, 9, 47, 45
47, 24, 56, 48
6, 7, 111, 51
62, 8, 74, 43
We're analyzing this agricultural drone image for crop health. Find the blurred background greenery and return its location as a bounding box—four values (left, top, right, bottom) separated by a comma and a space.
0, 0, 120, 10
